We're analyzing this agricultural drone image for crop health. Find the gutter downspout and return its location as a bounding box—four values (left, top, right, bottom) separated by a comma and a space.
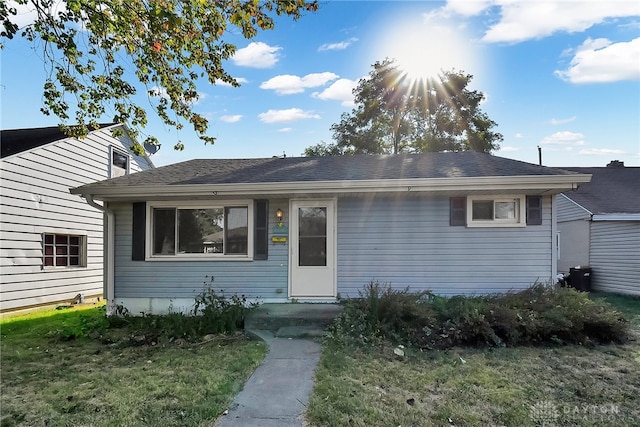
84, 195, 115, 315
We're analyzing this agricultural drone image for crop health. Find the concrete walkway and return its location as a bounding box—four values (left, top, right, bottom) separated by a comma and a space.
214, 329, 321, 427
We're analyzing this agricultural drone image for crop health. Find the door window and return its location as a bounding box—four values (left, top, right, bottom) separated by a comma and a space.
298, 207, 327, 266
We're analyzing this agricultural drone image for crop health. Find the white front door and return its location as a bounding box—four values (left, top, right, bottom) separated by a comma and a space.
289, 200, 336, 298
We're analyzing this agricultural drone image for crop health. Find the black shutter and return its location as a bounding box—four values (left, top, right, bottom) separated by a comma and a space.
132, 202, 146, 260
450, 197, 466, 226
254, 200, 269, 260
526, 196, 542, 225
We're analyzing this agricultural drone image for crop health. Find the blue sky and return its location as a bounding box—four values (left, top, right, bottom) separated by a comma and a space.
1, 0, 639, 168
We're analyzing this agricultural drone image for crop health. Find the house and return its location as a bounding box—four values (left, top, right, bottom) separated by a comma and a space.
557, 161, 640, 296
70, 152, 591, 315
0, 124, 154, 312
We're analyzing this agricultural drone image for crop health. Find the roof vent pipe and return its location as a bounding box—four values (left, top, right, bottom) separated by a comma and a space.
538, 146, 542, 166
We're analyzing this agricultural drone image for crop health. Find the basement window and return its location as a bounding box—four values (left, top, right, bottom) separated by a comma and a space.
43, 233, 86, 267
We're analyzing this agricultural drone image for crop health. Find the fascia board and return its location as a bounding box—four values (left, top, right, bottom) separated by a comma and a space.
73, 174, 592, 201
592, 214, 640, 221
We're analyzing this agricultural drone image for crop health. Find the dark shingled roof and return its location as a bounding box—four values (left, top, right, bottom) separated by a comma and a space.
74, 151, 579, 193
561, 166, 640, 215
1, 124, 114, 158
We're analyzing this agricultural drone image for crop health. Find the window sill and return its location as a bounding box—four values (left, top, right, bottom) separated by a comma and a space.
144, 255, 254, 262
466, 221, 526, 228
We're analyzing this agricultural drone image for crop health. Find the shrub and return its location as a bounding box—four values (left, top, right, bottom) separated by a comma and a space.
327, 282, 630, 349
109, 287, 256, 342
326, 282, 435, 347
193, 288, 257, 334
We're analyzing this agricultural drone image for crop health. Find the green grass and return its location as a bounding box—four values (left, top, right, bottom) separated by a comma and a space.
591, 292, 640, 327
307, 292, 640, 426
1, 306, 267, 427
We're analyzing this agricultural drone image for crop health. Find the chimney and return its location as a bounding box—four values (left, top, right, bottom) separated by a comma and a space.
606, 160, 625, 168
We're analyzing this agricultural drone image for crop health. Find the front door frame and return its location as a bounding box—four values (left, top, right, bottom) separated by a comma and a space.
288, 198, 337, 299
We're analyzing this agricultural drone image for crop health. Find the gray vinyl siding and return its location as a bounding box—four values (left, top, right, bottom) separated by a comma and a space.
590, 221, 640, 296
556, 193, 592, 274
0, 127, 150, 311
557, 219, 590, 273
336, 195, 554, 297
110, 194, 555, 303
556, 193, 591, 222
110, 200, 289, 303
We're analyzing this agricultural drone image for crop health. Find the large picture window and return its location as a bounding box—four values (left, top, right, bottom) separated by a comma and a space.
467, 196, 526, 227
43, 233, 86, 267
149, 202, 250, 258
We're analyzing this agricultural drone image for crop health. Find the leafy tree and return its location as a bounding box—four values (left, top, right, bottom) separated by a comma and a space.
1, 0, 318, 153
323, 58, 501, 156
303, 141, 343, 156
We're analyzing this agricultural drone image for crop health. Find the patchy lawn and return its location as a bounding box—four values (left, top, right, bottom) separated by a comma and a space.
307, 293, 640, 426
1, 306, 267, 427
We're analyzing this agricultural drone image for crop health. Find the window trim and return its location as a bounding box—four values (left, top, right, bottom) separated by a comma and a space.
466, 196, 526, 228
109, 145, 130, 178
42, 233, 87, 269
145, 200, 254, 261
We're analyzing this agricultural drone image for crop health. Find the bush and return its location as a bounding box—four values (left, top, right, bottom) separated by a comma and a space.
110, 288, 256, 342
193, 287, 256, 334
327, 282, 435, 347
327, 282, 630, 349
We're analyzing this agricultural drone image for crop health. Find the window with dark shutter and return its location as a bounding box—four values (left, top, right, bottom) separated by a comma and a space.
132, 202, 146, 260
450, 197, 466, 226
526, 196, 542, 225
254, 200, 269, 260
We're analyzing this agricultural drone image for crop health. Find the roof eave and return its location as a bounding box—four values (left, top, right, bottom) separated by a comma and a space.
71, 174, 592, 201
592, 214, 640, 221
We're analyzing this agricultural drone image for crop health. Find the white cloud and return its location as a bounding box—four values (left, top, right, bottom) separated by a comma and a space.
499, 146, 520, 152
260, 72, 339, 95
439, 0, 493, 17
214, 77, 249, 87
312, 78, 358, 106
429, 1, 639, 44
555, 37, 640, 83
579, 148, 626, 155
549, 116, 577, 125
8, 0, 67, 28
220, 115, 243, 123
514, 133, 524, 139
318, 38, 359, 51
149, 86, 168, 98
258, 108, 321, 123
278, 127, 293, 133
232, 42, 281, 68
481, 1, 639, 43
541, 131, 585, 145
149, 86, 205, 105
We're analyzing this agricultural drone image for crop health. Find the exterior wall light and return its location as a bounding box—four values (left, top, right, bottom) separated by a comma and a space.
275, 208, 284, 223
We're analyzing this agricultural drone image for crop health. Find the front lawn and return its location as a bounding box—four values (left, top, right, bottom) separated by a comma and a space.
307, 291, 640, 427
0, 306, 267, 427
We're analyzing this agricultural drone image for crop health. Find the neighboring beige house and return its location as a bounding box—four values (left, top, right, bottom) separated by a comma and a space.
0, 124, 154, 312
557, 161, 640, 296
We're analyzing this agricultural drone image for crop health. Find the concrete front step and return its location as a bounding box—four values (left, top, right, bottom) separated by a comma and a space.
245, 303, 343, 338
274, 326, 327, 338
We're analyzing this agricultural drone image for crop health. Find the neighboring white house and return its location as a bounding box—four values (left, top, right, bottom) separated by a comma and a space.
0, 124, 154, 312
557, 161, 640, 296
70, 152, 591, 315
